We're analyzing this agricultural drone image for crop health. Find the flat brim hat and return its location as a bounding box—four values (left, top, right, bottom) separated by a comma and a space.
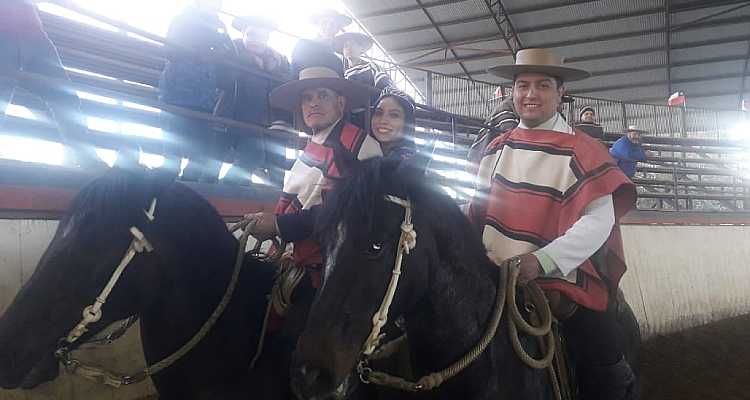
487, 48, 590, 82
310, 9, 352, 29
332, 32, 373, 54
232, 16, 277, 33
626, 125, 648, 134
270, 66, 377, 112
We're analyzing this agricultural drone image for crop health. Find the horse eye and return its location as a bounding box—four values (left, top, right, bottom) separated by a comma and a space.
365, 242, 383, 257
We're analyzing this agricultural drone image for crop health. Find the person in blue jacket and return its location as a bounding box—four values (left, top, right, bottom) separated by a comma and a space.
609, 125, 647, 178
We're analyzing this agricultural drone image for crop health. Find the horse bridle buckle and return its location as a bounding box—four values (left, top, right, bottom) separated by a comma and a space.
357, 360, 372, 384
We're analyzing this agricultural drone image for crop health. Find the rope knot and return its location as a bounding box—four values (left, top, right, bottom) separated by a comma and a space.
400, 223, 417, 253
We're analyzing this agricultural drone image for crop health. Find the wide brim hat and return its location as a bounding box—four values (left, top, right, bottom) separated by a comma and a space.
232, 16, 277, 33
332, 32, 373, 54
487, 48, 590, 82
310, 9, 353, 29
626, 125, 648, 134
270, 67, 377, 112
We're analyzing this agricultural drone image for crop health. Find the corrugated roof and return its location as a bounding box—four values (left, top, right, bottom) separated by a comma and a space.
347, 0, 750, 109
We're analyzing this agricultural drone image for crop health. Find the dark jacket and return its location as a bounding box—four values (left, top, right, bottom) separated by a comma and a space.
158, 6, 235, 111
609, 136, 647, 178
575, 122, 605, 140
0, 0, 42, 34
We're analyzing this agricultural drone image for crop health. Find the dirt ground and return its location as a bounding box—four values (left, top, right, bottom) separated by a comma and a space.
640, 314, 750, 400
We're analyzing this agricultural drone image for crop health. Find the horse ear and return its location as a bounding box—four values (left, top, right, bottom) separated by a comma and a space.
392, 155, 428, 189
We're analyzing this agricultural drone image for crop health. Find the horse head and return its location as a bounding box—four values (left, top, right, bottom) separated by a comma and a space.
0, 167, 189, 389
292, 157, 492, 399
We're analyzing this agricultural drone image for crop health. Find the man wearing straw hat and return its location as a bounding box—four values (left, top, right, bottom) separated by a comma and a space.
333, 31, 392, 128
291, 9, 353, 75
469, 48, 638, 400
610, 125, 648, 178
245, 51, 382, 289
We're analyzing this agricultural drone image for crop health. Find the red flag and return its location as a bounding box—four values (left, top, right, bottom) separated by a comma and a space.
668, 91, 686, 106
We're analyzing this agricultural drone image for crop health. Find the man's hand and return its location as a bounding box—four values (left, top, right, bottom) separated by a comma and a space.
507, 253, 545, 285
243, 212, 279, 241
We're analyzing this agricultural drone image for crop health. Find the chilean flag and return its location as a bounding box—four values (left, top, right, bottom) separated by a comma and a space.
668, 91, 686, 106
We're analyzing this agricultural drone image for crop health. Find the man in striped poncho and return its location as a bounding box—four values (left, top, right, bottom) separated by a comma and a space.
469, 48, 638, 400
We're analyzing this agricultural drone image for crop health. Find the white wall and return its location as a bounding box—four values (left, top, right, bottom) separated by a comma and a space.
2, 220, 750, 398
619, 224, 750, 339
0, 220, 156, 400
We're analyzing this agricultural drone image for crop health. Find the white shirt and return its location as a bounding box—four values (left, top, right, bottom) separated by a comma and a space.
520, 114, 615, 277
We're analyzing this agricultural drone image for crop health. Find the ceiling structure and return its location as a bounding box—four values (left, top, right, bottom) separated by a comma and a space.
344, 0, 750, 110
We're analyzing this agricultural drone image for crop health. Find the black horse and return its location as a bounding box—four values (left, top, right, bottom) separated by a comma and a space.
0, 168, 285, 399
292, 158, 640, 400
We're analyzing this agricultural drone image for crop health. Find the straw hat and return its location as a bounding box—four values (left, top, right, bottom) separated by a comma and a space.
332, 32, 373, 54
310, 9, 352, 29
487, 48, 590, 82
270, 52, 375, 112
232, 16, 277, 33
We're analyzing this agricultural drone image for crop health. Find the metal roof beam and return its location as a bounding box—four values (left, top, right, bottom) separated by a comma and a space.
482, 0, 522, 56
358, 0, 598, 20
450, 54, 749, 80
389, 12, 750, 54
370, 0, 747, 37
665, 0, 673, 96
739, 42, 750, 108
570, 72, 746, 95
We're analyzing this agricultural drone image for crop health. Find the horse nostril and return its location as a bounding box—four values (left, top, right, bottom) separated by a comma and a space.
293, 364, 335, 397
303, 366, 322, 387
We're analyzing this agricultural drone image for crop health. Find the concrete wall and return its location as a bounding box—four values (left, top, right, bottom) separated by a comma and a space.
2, 220, 750, 398
619, 224, 750, 339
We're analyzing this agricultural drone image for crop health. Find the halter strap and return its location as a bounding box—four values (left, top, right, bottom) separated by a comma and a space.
361, 195, 416, 357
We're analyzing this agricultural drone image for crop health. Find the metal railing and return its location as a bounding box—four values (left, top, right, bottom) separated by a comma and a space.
3, 2, 749, 212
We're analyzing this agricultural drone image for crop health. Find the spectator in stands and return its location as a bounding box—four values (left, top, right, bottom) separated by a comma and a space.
159, 0, 235, 182
575, 105, 605, 140
610, 125, 648, 179
223, 15, 291, 187
468, 94, 518, 171
371, 87, 417, 160
242, 51, 382, 287
334, 32, 391, 91
290, 9, 352, 75
333, 32, 391, 128
472, 48, 637, 400
0, 0, 102, 169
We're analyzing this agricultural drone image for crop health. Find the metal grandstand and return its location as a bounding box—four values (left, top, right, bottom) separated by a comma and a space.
1, 1, 749, 213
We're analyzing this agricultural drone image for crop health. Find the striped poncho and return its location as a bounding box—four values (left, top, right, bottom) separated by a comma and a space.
470, 127, 636, 310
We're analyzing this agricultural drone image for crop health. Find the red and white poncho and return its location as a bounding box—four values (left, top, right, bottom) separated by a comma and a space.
469, 117, 636, 311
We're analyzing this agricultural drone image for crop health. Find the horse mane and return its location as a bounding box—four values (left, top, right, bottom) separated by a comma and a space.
317, 157, 490, 269
66, 168, 233, 254
65, 167, 173, 230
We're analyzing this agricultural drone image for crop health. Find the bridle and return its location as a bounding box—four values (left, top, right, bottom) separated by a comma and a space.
53, 197, 264, 387
354, 194, 558, 394
54, 197, 159, 386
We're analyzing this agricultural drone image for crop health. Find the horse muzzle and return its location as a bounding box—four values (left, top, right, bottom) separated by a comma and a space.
291, 363, 354, 400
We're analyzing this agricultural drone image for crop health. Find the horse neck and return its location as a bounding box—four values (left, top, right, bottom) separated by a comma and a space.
139, 231, 240, 362
406, 255, 504, 395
